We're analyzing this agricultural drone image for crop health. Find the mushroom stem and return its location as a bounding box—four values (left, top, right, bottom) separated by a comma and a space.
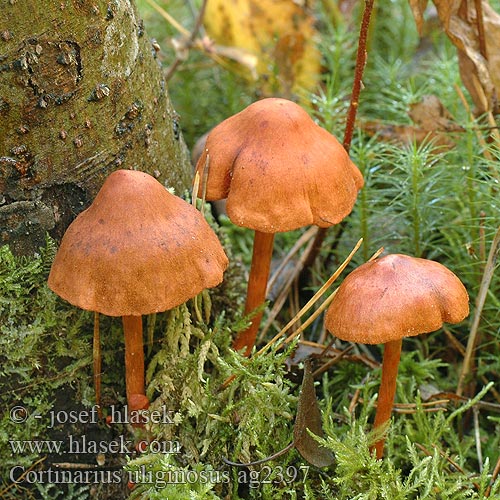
93, 312, 102, 418
233, 230, 275, 356
122, 315, 146, 402
371, 338, 403, 459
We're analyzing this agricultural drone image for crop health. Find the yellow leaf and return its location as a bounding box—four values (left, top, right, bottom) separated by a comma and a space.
204, 0, 322, 97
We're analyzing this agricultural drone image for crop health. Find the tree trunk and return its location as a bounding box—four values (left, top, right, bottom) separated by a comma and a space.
0, 0, 192, 254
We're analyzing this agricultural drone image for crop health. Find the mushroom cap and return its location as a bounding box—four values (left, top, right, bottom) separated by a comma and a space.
324, 253, 469, 344
48, 169, 229, 317
195, 98, 364, 233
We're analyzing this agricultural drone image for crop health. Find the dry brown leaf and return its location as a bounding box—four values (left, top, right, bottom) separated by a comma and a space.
435, 0, 497, 113
409, 0, 430, 35
362, 121, 456, 148
293, 359, 335, 467
410, 1, 500, 114
409, 94, 463, 131
361, 94, 462, 148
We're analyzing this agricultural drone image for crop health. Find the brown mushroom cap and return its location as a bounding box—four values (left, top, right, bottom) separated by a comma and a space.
48, 169, 229, 317
324, 253, 469, 344
195, 97, 364, 233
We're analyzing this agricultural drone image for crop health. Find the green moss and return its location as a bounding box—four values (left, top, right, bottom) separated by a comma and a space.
2, 0, 500, 498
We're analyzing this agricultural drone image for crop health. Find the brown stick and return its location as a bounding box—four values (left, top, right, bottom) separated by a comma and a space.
342, 0, 375, 153
485, 454, 500, 497
457, 225, 500, 396
164, 0, 209, 82
301, 0, 375, 274
233, 231, 275, 356
371, 338, 403, 459
122, 315, 146, 402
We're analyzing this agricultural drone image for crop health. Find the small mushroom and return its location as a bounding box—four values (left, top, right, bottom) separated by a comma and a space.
196, 98, 363, 355
324, 253, 469, 459
48, 169, 228, 411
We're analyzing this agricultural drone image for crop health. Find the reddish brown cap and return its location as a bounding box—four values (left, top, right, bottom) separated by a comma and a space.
195, 98, 363, 232
325, 254, 469, 344
48, 169, 229, 317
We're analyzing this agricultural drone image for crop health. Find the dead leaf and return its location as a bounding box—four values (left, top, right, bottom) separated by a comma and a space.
361, 94, 462, 148
293, 359, 335, 467
204, 0, 322, 97
409, 94, 463, 132
410, 0, 500, 114
409, 0, 430, 35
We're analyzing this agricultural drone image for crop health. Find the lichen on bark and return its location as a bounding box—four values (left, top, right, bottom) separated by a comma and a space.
0, 0, 192, 254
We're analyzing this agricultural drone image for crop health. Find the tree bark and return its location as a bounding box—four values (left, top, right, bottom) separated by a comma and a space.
0, 0, 192, 254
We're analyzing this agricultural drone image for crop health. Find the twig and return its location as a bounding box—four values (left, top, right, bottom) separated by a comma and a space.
312, 345, 353, 378
415, 443, 481, 489
258, 231, 318, 342
191, 170, 200, 207
302, 0, 376, 273
222, 441, 295, 467
256, 238, 363, 356
267, 227, 318, 296
354, 398, 450, 414
441, 331, 500, 403
457, 225, 500, 396
0, 456, 46, 497
283, 290, 337, 348
342, 0, 375, 153
144, 0, 190, 36
269, 245, 383, 352
443, 325, 466, 355
165, 0, 209, 82
145, 0, 209, 82
485, 454, 500, 497
473, 406, 483, 472
348, 373, 370, 415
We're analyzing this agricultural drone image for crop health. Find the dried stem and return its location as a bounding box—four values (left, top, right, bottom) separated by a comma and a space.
165, 0, 208, 81
145, 0, 208, 82
302, 0, 375, 274
485, 454, 500, 497
144, 0, 190, 36
259, 230, 317, 342
473, 406, 483, 471
415, 443, 481, 490
457, 225, 500, 396
282, 290, 338, 348
342, 0, 375, 153
222, 441, 295, 467
312, 345, 353, 378
257, 238, 363, 356
266, 226, 318, 295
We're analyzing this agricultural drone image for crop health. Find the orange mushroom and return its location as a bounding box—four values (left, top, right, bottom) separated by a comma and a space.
48, 169, 228, 412
196, 97, 363, 355
324, 253, 469, 459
